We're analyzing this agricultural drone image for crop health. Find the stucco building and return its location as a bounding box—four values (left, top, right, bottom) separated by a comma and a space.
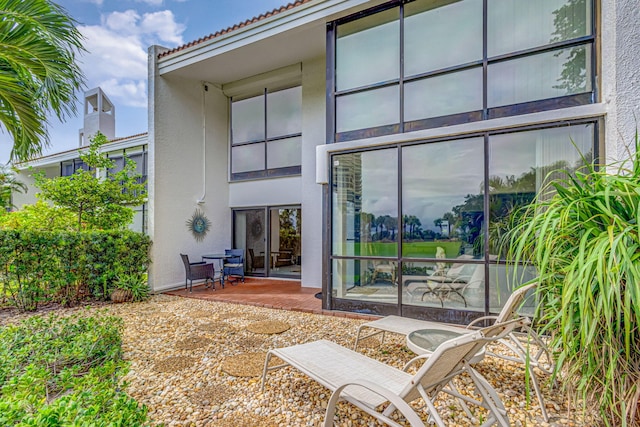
14, 0, 640, 324
146, 0, 639, 323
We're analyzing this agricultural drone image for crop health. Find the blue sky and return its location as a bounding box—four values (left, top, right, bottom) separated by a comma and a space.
0, 0, 289, 164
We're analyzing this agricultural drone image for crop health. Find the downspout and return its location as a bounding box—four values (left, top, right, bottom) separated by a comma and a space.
196, 82, 208, 205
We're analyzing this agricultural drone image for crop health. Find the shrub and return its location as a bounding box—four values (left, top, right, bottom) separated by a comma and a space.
34, 132, 147, 231
506, 134, 640, 426
0, 230, 151, 311
0, 312, 150, 425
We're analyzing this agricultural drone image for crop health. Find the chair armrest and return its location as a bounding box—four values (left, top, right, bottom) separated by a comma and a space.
189, 261, 207, 266
323, 379, 425, 427
191, 263, 214, 275
402, 354, 431, 371
466, 315, 499, 329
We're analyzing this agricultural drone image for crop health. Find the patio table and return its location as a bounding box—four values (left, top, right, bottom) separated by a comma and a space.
201, 253, 231, 285
406, 327, 485, 364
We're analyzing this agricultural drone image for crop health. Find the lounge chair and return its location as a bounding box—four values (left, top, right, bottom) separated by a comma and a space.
262, 318, 527, 427
354, 282, 554, 421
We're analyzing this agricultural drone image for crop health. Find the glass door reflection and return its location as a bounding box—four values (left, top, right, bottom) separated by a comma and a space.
269, 207, 302, 278
234, 209, 266, 276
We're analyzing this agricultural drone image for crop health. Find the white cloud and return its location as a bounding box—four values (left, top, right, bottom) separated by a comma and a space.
135, 0, 164, 6
140, 10, 185, 44
77, 9, 185, 109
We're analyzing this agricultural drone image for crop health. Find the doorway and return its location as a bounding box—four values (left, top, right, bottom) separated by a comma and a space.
233, 206, 301, 279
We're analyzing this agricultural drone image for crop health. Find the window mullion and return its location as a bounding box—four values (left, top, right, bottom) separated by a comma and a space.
263, 88, 267, 171
399, 2, 404, 133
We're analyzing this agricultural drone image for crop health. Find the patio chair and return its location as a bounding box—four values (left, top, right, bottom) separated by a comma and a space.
248, 248, 264, 271
353, 282, 554, 421
403, 255, 478, 306
223, 249, 244, 285
262, 318, 528, 427
180, 253, 215, 292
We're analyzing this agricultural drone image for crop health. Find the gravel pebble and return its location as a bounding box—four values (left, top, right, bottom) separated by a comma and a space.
1, 295, 601, 426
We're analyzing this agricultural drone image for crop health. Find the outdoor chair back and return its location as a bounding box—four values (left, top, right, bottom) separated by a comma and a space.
180, 253, 215, 292
223, 249, 245, 285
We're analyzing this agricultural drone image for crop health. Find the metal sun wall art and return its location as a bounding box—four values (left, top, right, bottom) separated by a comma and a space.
186, 209, 211, 242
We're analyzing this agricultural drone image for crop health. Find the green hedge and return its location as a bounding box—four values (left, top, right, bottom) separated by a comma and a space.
0, 313, 151, 426
0, 230, 151, 311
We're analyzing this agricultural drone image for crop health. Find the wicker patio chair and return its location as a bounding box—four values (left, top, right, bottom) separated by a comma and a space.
180, 253, 215, 292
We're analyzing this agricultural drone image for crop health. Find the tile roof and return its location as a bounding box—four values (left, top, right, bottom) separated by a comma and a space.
158, 0, 313, 59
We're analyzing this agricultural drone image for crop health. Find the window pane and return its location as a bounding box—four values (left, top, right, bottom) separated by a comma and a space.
336, 85, 399, 133
232, 95, 264, 144
336, 8, 400, 91
488, 124, 594, 258
266, 136, 301, 169
269, 208, 302, 277
488, 45, 591, 107
404, 68, 483, 122
61, 161, 74, 177
332, 259, 398, 304
128, 153, 144, 175
235, 209, 266, 275
402, 138, 485, 259
267, 86, 302, 138
402, 261, 484, 311
332, 149, 398, 257
404, 0, 482, 76
489, 264, 537, 315
108, 156, 125, 175
231, 143, 265, 173
488, 0, 591, 57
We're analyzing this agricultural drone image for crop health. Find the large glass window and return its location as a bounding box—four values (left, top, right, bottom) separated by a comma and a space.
332, 149, 398, 258
329, 0, 595, 141
402, 138, 484, 259
487, 0, 591, 57
404, 0, 482, 75
330, 122, 596, 320
231, 86, 301, 180
336, 8, 399, 91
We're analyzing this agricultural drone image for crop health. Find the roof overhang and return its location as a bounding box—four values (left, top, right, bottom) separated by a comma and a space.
157, 0, 381, 84
16, 134, 148, 170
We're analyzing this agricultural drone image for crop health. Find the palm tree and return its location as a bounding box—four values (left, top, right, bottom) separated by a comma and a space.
0, 164, 26, 210
0, 0, 85, 161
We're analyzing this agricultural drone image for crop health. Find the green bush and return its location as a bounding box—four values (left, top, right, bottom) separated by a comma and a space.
0, 313, 150, 426
0, 230, 151, 311
506, 134, 640, 426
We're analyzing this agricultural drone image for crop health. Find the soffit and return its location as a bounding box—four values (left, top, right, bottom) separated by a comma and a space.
158, 0, 387, 85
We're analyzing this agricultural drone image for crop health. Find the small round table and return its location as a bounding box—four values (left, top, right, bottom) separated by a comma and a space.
406, 328, 485, 364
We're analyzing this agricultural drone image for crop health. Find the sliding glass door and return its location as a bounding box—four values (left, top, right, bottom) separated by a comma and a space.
233, 206, 302, 279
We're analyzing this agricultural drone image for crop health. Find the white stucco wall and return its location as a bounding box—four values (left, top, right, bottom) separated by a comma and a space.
149, 48, 231, 292
225, 55, 326, 289
228, 177, 302, 207
12, 165, 58, 207
300, 56, 326, 289
601, 0, 640, 163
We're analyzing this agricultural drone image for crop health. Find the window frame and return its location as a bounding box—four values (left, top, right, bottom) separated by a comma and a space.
230, 86, 302, 181
326, 0, 597, 143
327, 118, 600, 323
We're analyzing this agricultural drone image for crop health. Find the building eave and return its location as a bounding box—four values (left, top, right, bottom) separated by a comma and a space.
15, 133, 148, 171
157, 0, 373, 77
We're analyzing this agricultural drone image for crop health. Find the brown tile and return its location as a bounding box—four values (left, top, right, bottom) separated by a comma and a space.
165, 277, 322, 314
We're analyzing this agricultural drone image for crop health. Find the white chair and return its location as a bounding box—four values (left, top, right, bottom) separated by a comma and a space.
262, 319, 528, 427
354, 282, 554, 421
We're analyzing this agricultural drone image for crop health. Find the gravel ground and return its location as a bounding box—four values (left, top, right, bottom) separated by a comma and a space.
1, 295, 601, 426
